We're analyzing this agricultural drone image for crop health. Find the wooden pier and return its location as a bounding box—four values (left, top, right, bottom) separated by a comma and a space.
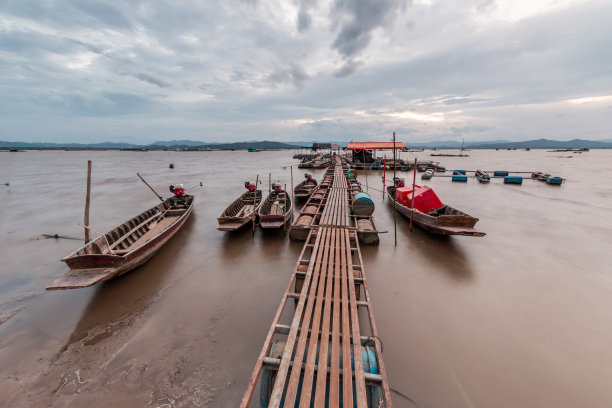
241, 157, 392, 407
290, 162, 379, 245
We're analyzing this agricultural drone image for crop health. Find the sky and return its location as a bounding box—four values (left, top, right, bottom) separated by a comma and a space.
1, 0, 611, 144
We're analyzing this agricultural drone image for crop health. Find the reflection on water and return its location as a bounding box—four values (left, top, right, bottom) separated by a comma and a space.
0, 150, 612, 407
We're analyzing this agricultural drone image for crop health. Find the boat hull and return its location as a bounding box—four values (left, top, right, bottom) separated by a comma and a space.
48, 197, 194, 289
387, 187, 484, 236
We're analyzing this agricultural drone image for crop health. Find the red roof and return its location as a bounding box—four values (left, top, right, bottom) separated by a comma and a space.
347, 142, 407, 150
331, 144, 341, 148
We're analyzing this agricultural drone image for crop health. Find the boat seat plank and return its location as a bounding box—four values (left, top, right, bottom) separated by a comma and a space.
120, 216, 179, 253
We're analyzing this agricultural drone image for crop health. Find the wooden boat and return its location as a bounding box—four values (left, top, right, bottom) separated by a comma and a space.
258, 187, 292, 229
387, 185, 485, 236
218, 188, 263, 231
47, 194, 194, 290
356, 216, 379, 245
475, 169, 490, 183
294, 175, 318, 198
421, 169, 434, 180
531, 172, 550, 180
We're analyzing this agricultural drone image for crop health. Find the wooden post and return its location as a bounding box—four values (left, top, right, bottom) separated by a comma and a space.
393, 133, 397, 246
253, 174, 259, 236
84, 160, 92, 244
410, 158, 417, 232
290, 165, 294, 212
382, 154, 386, 200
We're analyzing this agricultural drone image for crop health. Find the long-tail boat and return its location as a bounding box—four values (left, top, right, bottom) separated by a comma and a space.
475, 169, 490, 183
258, 183, 293, 229
47, 192, 194, 290
217, 182, 263, 231
294, 173, 318, 198
387, 180, 485, 237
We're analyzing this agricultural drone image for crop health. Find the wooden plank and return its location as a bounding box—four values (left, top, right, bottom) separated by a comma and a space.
240, 227, 323, 408
268, 227, 329, 407
352, 229, 394, 406
313, 228, 336, 406
329, 225, 342, 405
285, 227, 331, 406
341, 228, 354, 408
298, 227, 333, 407
344, 229, 368, 407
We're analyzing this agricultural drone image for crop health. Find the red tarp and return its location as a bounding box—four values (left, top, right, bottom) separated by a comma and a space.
396, 185, 444, 213
347, 142, 407, 150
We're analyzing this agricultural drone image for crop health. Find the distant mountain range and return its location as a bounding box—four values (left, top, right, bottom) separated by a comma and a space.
1, 138, 611, 150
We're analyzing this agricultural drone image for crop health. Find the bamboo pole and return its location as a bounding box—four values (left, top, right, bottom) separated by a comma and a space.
284, 183, 287, 236
253, 174, 259, 235
410, 158, 417, 232
290, 165, 294, 212
84, 160, 92, 244
383, 155, 386, 200
137, 173, 164, 202
393, 133, 397, 246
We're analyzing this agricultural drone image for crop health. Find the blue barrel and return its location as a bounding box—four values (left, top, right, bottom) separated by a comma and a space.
494, 171, 509, 177
352, 192, 375, 216
260, 341, 381, 408
504, 176, 523, 184
452, 175, 468, 182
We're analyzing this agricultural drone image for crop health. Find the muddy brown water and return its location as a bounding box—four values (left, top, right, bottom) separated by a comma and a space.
1, 149, 611, 407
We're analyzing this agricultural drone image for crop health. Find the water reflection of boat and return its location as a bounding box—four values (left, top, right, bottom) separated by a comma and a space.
48, 194, 194, 290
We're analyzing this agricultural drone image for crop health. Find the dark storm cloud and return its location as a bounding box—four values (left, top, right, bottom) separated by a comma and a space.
297, 9, 312, 32
133, 72, 170, 88
330, 0, 408, 58
297, 0, 317, 32
334, 59, 364, 78
268, 64, 309, 87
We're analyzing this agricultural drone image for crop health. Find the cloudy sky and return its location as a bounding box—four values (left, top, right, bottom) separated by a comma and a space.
1, 0, 610, 144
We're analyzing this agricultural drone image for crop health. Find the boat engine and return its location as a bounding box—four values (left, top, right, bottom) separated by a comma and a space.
172, 183, 185, 197
245, 181, 257, 192
271, 182, 282, 194
394, 177, 405, 188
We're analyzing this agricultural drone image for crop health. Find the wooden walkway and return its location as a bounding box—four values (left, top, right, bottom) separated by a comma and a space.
290, 159, 378, 245
241, 157, 392, 408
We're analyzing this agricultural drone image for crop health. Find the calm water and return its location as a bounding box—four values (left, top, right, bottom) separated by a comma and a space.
1, 149, 611, 407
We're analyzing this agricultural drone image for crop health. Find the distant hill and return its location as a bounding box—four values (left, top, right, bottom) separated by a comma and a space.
2, 138, 611, 150
467, 139, 612, 149
0, 141, 140, 149
405, 140, 511, 148
151, 140, 207, 146
201, 141, 299, 150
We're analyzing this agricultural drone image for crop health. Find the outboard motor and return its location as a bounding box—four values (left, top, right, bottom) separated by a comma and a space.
245, 181, 257, 192
172, 183, 185, 197
394, 177, 405, 188
271, 182, 282, 194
